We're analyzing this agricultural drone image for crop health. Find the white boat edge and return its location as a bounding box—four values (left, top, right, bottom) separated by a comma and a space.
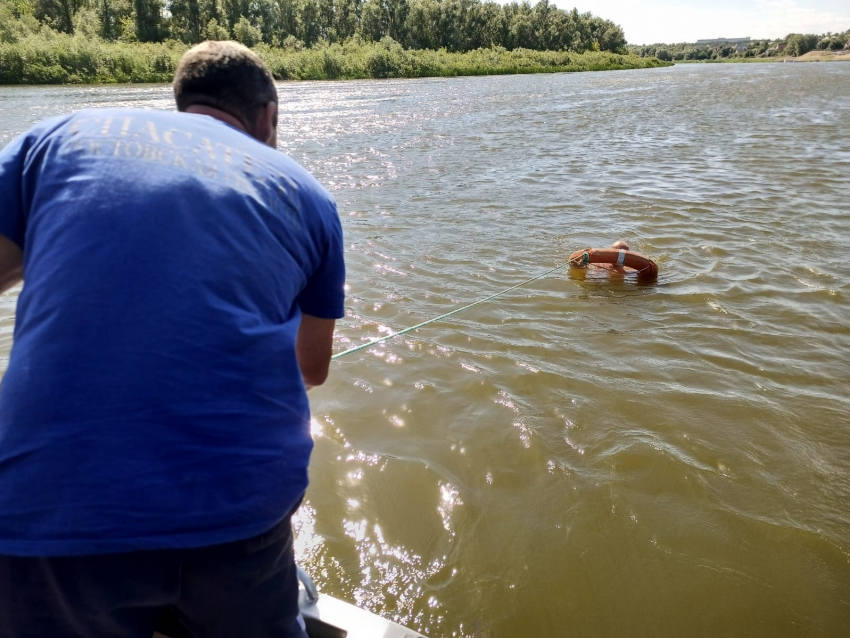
298, 567, 429, 638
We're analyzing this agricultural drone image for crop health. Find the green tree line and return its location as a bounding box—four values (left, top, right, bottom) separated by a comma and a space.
629, 30, 850, 62
0, 0, 628, 54
0, 34, 669, 85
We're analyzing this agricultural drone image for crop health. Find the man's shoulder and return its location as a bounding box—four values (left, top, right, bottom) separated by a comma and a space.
268, 152, 332, 200
72, 107, 182, 123
10, 109, 182, 150
50, 108, 183, 130
2, 112, 78, 155
237, 139, 335, 213
30, 108, 335, 212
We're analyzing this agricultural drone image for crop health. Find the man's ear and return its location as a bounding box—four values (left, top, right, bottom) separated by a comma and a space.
253, 102, 278, 148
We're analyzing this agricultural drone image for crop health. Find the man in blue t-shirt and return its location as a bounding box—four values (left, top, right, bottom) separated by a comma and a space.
0, 41, 345, 638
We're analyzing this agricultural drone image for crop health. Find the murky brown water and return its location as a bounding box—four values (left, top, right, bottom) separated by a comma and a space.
2, 63, 849, 637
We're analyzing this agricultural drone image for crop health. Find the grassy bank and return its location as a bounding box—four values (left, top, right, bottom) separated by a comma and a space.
0, 35, 671, 85
793, 50, 850, 61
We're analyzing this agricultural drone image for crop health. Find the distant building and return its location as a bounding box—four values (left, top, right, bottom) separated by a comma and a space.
695, 37, 751, 46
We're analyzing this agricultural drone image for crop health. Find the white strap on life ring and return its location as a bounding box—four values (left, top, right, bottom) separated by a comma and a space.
616, 250, 627, 266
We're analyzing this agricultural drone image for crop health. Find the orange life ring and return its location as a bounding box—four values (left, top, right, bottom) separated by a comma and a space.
568, 247, 658, 280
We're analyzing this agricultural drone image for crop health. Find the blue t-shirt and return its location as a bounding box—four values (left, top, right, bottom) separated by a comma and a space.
0, 108, 345, 556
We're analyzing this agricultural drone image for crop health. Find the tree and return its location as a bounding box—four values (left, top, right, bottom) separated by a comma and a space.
198, 0, 224, 27
0, 0, 42, 43
203, 16, 228, 38
233, 14, 261, 44
593, 19, 625, 53
460, 0, 503, 50
169, 0, 202, 42
134, 0, 164, 41
333, 0, 358, 41
359, 0, 385, 41
385, 0, 407, 42
505, 1, 533, 51
73, 7, 101, 38
34, 0, 83, 33
251, 0, 278, 44
2, 0, 662, 53
479, 1, 506, 49
785, 33, 818, 56
817, 34, 846, 51
317, 0, 334, 39
299, 0, 321, 45
273, 0, 299, 42
403, 0, 437, 49
98, 0, 132, 40
530, 0, 552, 50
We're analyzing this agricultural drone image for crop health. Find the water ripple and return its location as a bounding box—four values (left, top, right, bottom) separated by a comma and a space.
2, 63, 849, 636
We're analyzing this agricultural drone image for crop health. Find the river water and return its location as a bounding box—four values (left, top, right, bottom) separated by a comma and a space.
1, 63, 849, 637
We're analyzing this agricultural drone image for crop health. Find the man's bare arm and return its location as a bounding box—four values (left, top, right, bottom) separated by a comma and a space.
296, 313, 336, 389
0, 235, 22, 293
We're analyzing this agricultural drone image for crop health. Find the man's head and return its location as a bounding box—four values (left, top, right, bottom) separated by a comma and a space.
173, 41, 278, 147
610, 240, 630, 251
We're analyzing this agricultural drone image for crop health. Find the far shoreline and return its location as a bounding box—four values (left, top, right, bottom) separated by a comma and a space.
0, 41, 672, 86
676, 56, 849, 65
672, 51, 850, 64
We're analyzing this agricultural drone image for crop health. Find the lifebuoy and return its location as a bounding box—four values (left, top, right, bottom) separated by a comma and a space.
568, 247, 658, 280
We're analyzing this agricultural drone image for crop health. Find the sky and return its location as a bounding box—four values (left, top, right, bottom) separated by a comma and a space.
561, 0, 850, 45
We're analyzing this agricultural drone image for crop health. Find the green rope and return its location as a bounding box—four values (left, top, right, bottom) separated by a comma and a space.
331, 261, 570, 360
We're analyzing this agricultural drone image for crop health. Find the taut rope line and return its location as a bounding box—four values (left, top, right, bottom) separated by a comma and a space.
331, 262, 569, 360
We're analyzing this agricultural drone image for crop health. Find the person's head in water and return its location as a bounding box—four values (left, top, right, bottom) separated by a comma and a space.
610, 240, 630, 251
173, 41, 279, 148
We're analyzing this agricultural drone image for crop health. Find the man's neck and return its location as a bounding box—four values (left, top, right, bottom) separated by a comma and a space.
184, 105, 247, 133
